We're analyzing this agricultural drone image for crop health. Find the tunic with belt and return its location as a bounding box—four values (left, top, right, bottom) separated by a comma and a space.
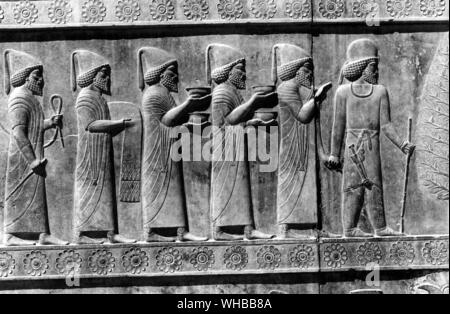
330, 84, 404, 230
210, 82, 253, 228
141, 84, 186, 230
277, 80, 317, 226
4, 86, 48, 234
74, 89, 116, 233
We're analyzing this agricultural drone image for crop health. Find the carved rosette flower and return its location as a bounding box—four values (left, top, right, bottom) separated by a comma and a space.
217, 0, 244, 20
288, 245, 315, 269
23, 251, 49, 277
55, 250, 82, 275
285, 0, 311, 19
149, 0, 175, 22
422, 241, 448, 265
419, 0, 446, 17
14, 1, 39, 25
0, 252, 15, 278
48, 0, 73, 24
323, 243, 348, 269
250, 0, 277, 19
121, 248, 149, 274
183, 0, 209, 21
257, 246, 281, 270
386, 0, 412, 18
82, 0, 107, 23
352, 0, 378, 18
319, 0, 345, 19
156, 247, 183, 273
88, 249, 115, 275
356, 242, 383, 266
224, 246, 248, 271
389, 241, 415, 266
190, 247, 215, 271
0, 6, 5, 24
115, 0, 141, 22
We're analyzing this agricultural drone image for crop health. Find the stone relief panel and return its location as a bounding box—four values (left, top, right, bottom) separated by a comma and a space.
0, 1, 447, 291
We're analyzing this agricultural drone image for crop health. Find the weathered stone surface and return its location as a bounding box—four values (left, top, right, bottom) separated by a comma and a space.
0, 0, 448, 294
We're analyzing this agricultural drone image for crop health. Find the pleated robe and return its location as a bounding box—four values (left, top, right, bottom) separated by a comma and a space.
74, 89, 116, 233
4, 87, 48, 234
141, 84, 186, 231
277, 80, 317, 226
210, 82, 253, 228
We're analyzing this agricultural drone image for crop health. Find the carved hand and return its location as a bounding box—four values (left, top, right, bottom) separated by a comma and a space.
122, 118, 133, 128
325, 155, 341, 171
187, 94, 212, 112
314, 82, 333, 104
250, 92, 278, 110
401, 141, 416, 156
30, 158, 47, 178
50, 114, 63, 129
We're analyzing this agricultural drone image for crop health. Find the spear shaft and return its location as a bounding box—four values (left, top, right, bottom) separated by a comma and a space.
400, 118, 413, 234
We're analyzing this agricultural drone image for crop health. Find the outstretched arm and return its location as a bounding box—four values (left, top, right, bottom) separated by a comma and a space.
330, 88, 347, 160
380, 87, 414, 155
161, 95, 211, 127
226, 92, 278, 125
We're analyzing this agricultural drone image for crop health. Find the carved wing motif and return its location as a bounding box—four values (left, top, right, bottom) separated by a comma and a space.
416, 34, 449, 201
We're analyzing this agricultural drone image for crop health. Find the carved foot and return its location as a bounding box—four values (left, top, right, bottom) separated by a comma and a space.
344, 228, 373, 238
276, 229, 313, 240
178, 232, 208, 242
375, 227, 405, 237
107, 232, 137, 244
245, 229, 275, 240
144, 233, 176, 243
315, 229, 342, 239
38, 233, 69, 246
213, 230, 243, 241
76, 235, 105, 245
3, 234, 36, 246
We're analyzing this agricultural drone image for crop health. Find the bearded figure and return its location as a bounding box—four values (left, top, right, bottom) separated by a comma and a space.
327, 39, 415, 237
138, 47, 210, 242
207, 43, 277, 241
3, 49, 67, 246
272, 44, 336, 239
71, 50, 136, 244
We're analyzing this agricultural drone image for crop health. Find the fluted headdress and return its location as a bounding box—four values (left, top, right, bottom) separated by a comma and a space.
3, 49, 43, 95
205, 43, 245, 85
137, 47, 177, 91
71, 50, 110, 91
271, 44, 312, 84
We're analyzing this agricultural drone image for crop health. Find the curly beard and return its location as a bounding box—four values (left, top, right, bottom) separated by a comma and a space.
26, 78, 44, 96
94, 77, 111, 95
228, 70, 246, 90
161, 75, 178, 93
295, 69, 313, 89
362, 68, 379, 85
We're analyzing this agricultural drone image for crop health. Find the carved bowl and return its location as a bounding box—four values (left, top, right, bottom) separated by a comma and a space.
186, 86, 212, 98
253, 108, 278, 122
251, 85, 276, 95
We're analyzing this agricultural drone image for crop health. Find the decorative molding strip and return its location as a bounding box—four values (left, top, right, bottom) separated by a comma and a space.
0, 235, 447, 281
0, 0, 447, 29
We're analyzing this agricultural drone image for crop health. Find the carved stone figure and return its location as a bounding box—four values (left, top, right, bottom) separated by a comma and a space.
71, 50, 136, 244
137, 47, 210, 242
272, 44, 335, 239
207, 43, 277, 241
327, 39, 416, 237
2, 49, 67, 246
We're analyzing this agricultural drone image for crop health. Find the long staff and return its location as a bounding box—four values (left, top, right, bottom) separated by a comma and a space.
400, 118, 413, 234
